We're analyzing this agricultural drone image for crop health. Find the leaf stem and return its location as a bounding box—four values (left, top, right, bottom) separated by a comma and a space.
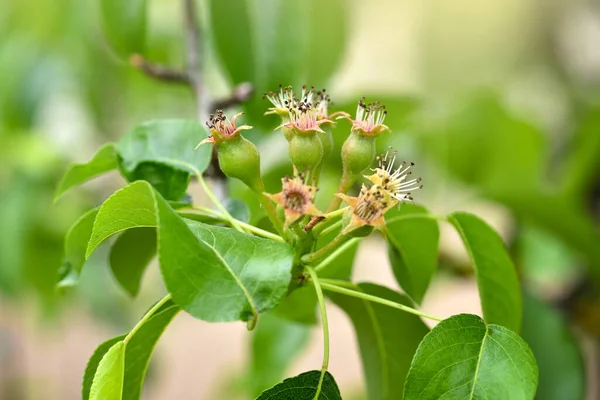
314, 238, 360, 273
196, 173, 243, 232
301, 233, 352, 265
318, 281, 443, 322
256, 192, 286, 237
183, 207, 285, 242
123, 294, 173, 345
306, 267, 329, 399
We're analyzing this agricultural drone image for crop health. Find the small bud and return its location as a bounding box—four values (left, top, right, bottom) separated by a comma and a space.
197, 110, 264, 192
337, 98, 390, 137
341, 131, 377, 181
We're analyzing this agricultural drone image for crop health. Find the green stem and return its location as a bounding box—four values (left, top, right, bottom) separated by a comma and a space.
123, 294, 173, 345
196, 173, 243, 232
306, 267, 329, 399
301, 233, 352, 265
319, 282, 442, 322
319, 220, 342, 238
256, 192, 285, 237
314, 238, 360, 273
311, 207, 348, 237
185, 207, 285, 242
325, 175, 355, 213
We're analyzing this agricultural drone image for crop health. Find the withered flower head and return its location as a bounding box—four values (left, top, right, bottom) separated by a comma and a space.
336, 184, 392, 234
337, 98, 390, 136
365, 148, 422, 204
265, 171, 322, 227
195, 110, 252, 147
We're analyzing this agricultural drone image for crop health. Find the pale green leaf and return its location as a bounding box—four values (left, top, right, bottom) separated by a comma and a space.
329, 283, 429, 400
86, 181, 157, 257
83, 335, 126, 400
89, 341, 125, 400
122, 300, 180, 400
256, 370, 342, 400
448, 212, 522, 332
65, 208, 98, 274
55, 143, 118, 201
403, 314, 538, 400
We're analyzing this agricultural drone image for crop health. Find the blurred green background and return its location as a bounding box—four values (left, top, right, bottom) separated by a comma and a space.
1, 0, 600, 398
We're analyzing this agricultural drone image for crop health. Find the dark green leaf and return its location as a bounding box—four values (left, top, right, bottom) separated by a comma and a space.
522, 294, 585, 400
403, 314, 538, 400
55, 143, 118, 201
87, 181, 295, 323
126, 161, 191, 201
226, 198, 251, 223
329, 283, 429, 400
109, 227, 156, 297
83, 335, 126, 400
89, 340, 126, 400
116, 119, 211, 199
99, 0, 147, 58
386, 205, 439, 304
305, 0, 348, 86
249, 313, 311, 396
448, 212, 522, 332
65, 208, 98, 274
122, 300, 180, 400
256, 370, 341, 400
208, 0, 254, 84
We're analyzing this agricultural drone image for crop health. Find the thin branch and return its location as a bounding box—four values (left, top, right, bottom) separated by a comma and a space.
129, 54, 190, 84
183, 0, 209, 122
211, 82, 254, 109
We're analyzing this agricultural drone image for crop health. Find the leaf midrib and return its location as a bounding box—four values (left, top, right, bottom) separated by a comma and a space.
468, 325, 489, 399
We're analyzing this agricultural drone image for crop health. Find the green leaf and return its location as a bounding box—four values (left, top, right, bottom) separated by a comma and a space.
256, 370, 342, 400
82, 299, 180, 400
160, 205, 295, 322
448, 212, 522, 332
55, 143, 118, 201
65, 209, 98, 274
87, 181, 157, 258
109, 228, 156, 297
208, 0, 254, 84
329, 283, 429, 400
522, 294, 585, 400
249, 313, 311, 396
89, 341, 126, 400
226, 198, 251, 223
83, 335, 126, 400
122, 300, 180, 400
403, 314, 538, 400
99, 0, 147, 58
87, 181, 295, 324
116, 119, 211, 199
386, 205, 439, 304
273, 226, 359, 325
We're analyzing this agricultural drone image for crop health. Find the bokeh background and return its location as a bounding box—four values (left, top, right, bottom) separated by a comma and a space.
1, 0, 600, 398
